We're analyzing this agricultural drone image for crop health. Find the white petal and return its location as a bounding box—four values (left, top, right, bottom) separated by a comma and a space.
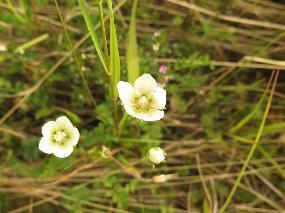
134, 74, 157, 93
69, 127, 80, 146
42, 121, 56, 137
124, 105, 138, 118
39, 137, 54, 154
117, 81, 134, 105
56, 116, 73, 129
138, 110, 164, 121
152, 87, 166, 109
53, 146, 73, 158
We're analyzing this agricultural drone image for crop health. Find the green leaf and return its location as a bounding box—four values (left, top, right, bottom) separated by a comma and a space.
127, 0, 140, 83
35, 108, 51, 120
77, 0, 109, 74
107, 0, 121, 100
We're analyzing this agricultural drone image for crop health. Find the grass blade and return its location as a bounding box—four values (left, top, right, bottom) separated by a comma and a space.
107, 0, 121, 100
7, 0, 26, 23
220, 69, 280, 212
77, 0, 109, 75
229, 87, 267, 134
127, 0, 140, 83
98, 0, 109, 65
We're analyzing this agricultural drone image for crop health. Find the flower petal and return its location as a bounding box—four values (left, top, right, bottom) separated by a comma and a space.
53, 146, 73, 158
69, 127, 80, 146
42, 121, 56, 137
123, 104, 137, 118
134, 73, 157, 93
39, 137, 54, 154
56, 116, 74, 129
117, 81, 134, 105
152, 87, 166, 109
137, 110, 164, 121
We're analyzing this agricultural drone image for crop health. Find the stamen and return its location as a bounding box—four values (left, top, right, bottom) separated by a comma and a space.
53, 131, 67, 143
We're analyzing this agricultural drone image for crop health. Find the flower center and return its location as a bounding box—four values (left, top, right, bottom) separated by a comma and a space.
53, 131, 67, 143
132, 94, 154, 113
138, 96, 148, 106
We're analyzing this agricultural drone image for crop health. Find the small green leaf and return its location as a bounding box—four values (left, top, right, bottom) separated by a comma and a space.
77, 0, 109, 74
127, 0, 140, 83
107, 0, 120, 100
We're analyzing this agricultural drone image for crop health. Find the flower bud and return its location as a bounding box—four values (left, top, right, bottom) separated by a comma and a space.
152, 173, 177, 183
147, 147, 166, 164
101, 146, 111, 159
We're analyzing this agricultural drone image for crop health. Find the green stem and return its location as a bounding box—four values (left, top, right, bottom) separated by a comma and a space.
14, 33, 49, 54
219, 70, 279, 212
118, 113, 128, 136
108, 76, 119, 131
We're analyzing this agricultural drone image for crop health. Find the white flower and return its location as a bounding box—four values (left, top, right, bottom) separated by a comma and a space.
154, 31, 161, 37
147, 147, 166, 164
39, 116, 80, 158
117, 73, 166, 121
152, 43, 160, 51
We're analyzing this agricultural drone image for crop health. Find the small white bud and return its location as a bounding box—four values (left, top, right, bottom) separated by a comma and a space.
152, 173, 177, 183
147, 147, 166, 164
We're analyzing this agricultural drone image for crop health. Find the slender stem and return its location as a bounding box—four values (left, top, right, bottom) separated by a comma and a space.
118, 113, 128, 136
30, 0, 39, 34
219, 69, 279, 212
14, 33, 49, 54
98, 0, 118, 128
54, 0, 97, 106
113, 100, 119, 131
108, 75, 119, 131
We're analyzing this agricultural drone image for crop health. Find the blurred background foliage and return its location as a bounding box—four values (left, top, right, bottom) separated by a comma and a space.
0, 0, 285, 212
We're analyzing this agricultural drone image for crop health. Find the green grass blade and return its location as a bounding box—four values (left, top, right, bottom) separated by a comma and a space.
220, 70, 279, 212
7, 0, 26, 23
77, 0, 109, 75
98, 0, 110, 65
107, 0, 120, 100
127, 0, 140, 83
229, 87, 267, 134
